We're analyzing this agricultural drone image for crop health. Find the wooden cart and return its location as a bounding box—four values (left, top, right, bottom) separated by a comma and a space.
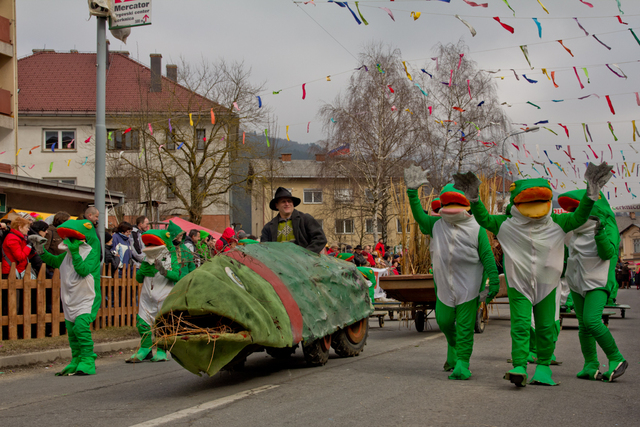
378, 274, 487, 333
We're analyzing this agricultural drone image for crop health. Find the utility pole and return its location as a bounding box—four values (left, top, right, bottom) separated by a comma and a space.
95, 16, 107, 256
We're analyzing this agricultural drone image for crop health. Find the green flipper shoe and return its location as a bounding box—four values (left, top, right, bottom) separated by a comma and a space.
602, 360, 628, 382
151, 348, 169, 362
443, 346, 457, 372
530, 365, 558, 386
74, 354, 97, 376
55, 358, 80, 376
576, 361, 601, 381
504, 366, 528, 387
126, 348, 153, 363
448, 360, 472, 380
527, 352, 537, 364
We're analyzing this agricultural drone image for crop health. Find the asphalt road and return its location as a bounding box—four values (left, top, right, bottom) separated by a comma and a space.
1, 289, 638, 427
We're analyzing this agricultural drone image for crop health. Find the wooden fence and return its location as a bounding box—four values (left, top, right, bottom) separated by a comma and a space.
0, 263, 141, 341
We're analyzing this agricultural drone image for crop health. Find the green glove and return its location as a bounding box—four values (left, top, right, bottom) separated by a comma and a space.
487, 283, 500, 303
138, 262, 157, 277
64, 238, 83, 253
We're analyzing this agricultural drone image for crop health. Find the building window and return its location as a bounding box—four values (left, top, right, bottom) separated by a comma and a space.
365, 218, 383, 234
107, 177, 140, 200
167, 177, 177, 199
634, 239, 640, 253
196, 129, 206, 150
335, 219, 354, 234
43, 177, 77, 185
334, 188, 353, 203
303, 189, 323, 204
397, 218, 410, 233
44, 130, 76, 151
107, 129, 139, 151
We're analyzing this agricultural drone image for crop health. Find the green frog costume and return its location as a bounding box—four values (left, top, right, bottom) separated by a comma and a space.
453, 162, 613, 387
558, 189, 627, 382
39, 220, 102, 376
404, 167, 500, 381
127, 229, 186, 363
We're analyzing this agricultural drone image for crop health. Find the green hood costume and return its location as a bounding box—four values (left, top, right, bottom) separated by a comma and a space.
407, 183, 499, 380
168, 220, 196, 274
41, 219, 101, 375
155, 242, 373, 377
558, 189, 627, 382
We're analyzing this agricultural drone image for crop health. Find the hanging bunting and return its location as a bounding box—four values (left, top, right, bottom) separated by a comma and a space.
636, 92, 640, 106
286, 125, 290, 142
606, 95, 615, 114
257, 96, 262, 108
264, 129, 270, 147
541, 68, 550, 80
210, 109, 215, 125
402, 61, 413, 81
189, 113, 193, 127
233, 102, 240, 111
457, 54, 464, 70
511, 69, 520, 80
387, 85, 394, 93
376, 63, 385, 74
543, 127, 558, 135
522, 75, 537, 84
616, 0, 624, 15
520, 45, 533, 69
608, 122, 618, 141
28, 146, 38, 154
354, 2, 368, 25
330, 1, 362, 25
410, 11, 421, 21
557, 40, 574, 57
616, 15, 628, 25
428, 106, 433, 115
550, 71, 559, 88
558, 123, 569, 138
573, 67, 584, 89
448, 69, 454, 86
84, 136, 91, 143
455, 15, 476, 37
606, 64, 627, 79
463, 0, 488, 6
467, 80, 472, 99
421, 69, 433, 78
578, 93, 599, 100
307, 122, 310, 133
592, 35, 612, 50
453, 107, 466, 112
526, 101, 541, 109
573, 18, 589, 36
609, 145, 613, 160
379, 7, 395, 21
272, 90, 282, 94
629, 28, 640, 45
431, 57, 439, 71
107, 131, 113, 141
532, 18, 542, 38
583, 123, 594, 142
302, 83, 307, 100
493, 17, 514, 34
477, 101, 484, 107
502, 0, 516, 15
578, 0, 594, 7
168, 118, 172, 132
587, 145, 598, 158
534, 120, 549, 125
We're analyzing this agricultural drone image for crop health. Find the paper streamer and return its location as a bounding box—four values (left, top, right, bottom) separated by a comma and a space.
428, 106, 433, 115
592, 34, 611, 50
301, 83, 306, 100
448, 69, 453, 86
286, 125, 290, 141
578, 0, 593, 7
467, 80, 472, 99
376, 63, 385, 74
541, 68, 550, 80
558, 123, 569, 138
410, 11, 421, 21
609, 145, 613, 160
379, 7, 395, 21
532, 18, 542, 38
264, 129, 270, 147
29, 146, 38, 154
502, 0, 515, 15
520, 45, 533, 69
421, 69, 433, 78
307, 122, 310, 133
526, 101, 540, 109
432, 57, 439, 71
457, 54, 464, 70
493, 17, 514, 34
573, 67, 584, 89
522, 75, 537, 84
67, 139, 75, 149
606, 64, 627, 79
616, 0, 624, 15
582, 123, 593, 142
629, 28, 640, 45
356, 2, 369, 25
455, 15, 476, 37
583, 68, 590, 83
453, 107, 465, 112
550, 71, 559, 88
256, 96, 262, 108
168, 119, 172, 132
616, 15, 628, 25
84, 136, 91, 143
402, 61, 413, 81
558, 40, 574, 57
107, 131, 112, 141
463, 0, 488, 6
608, 122, 618, 141
587, 145, 598, 159
606, 95, 615, 114
573, 18, 588, 36
511, 69, 519, 80
48, 162, 53, 173
233, 102, 240, 111
543, 127, 558, 135
415, 83, 428, 97
189, 114, 193, 126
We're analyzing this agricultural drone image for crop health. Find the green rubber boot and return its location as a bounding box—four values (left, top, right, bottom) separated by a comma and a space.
504, 366, 528, 387
443, 345, 458, 372
576, 361, 601, 381
56, 321, 81, 376
448, 360, 471, 380
530, 364, 558, 386
602, 359, 628, 382
151, 348, 169, 362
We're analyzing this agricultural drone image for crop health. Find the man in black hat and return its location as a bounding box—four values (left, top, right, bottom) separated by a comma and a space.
260, 187, 327, 254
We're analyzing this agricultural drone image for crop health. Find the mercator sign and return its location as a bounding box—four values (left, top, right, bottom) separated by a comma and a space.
109, 0, 152, 29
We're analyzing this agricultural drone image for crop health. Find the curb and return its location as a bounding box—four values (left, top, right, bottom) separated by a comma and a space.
0, 338, 140, 369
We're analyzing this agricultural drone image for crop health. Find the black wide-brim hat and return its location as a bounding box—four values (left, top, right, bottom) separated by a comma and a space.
269, 187, 301, 211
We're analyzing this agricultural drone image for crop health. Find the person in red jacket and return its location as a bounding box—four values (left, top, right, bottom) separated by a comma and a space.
2, 217, 37, 279
375, 238, 385, 258
363, 245, 376, 267
215, 227, 238, 254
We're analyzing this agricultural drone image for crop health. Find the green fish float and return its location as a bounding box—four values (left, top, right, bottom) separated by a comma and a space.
155, 242, 373, 376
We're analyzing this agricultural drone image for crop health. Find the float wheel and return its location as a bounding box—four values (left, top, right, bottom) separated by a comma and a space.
303, 336, 331, 366
332, 318, 368, 357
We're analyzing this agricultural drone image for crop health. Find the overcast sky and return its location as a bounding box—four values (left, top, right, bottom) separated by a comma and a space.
16, 0, 640, 207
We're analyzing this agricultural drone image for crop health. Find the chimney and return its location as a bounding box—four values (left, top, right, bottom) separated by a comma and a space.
281, 153, 292, 162
150, 53, 162, 93
315, 153, 325, 162
166, 64, 178, 82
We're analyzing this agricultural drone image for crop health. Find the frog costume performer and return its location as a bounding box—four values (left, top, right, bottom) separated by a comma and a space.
558, 189, 627, 382
454, 163, 613, 387
168, 220, 196, 274
38, 220, 101, 376
404, 166, 500, 380
127, 229, 185, 363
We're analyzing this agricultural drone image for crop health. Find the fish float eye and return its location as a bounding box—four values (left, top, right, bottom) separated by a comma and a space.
225, 267, 245, 290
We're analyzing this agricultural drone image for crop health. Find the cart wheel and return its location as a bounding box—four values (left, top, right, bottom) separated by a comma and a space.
559, 316, 564, 330
303, 335, 331, 366
266, 344, 298, 359
621, 309, 626, 319
378, 316, 385, 328
415, 310, 425, 332
474, 306, 485, 333
332, 318, 368, 357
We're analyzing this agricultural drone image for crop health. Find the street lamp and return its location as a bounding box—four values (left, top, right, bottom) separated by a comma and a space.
501, 126, 540, 201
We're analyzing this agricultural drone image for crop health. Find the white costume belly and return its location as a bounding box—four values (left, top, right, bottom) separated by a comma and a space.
138, 254, 174, 326
565, 220, 610, 298
431, 212, 484, 308
497, 207, 565, 305
59, 243, 96, 323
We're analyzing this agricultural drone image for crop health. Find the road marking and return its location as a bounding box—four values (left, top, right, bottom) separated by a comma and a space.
129, 385, 279, 427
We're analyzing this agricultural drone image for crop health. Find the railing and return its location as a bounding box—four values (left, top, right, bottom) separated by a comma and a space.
0, 263, 141, 341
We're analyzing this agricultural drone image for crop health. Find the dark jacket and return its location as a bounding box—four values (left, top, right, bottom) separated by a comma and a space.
260, 209, 327, 254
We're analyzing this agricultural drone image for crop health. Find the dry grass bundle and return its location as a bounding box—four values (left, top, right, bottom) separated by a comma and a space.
154, 312, 235, 346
